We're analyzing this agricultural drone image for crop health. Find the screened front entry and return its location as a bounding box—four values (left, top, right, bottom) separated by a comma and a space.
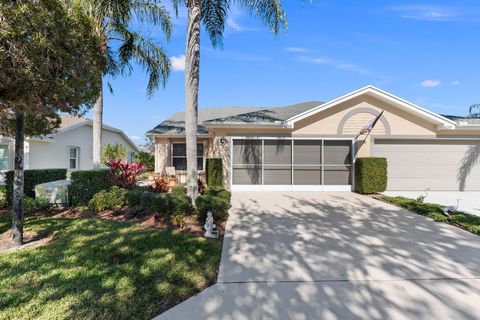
232, 139, 353, 191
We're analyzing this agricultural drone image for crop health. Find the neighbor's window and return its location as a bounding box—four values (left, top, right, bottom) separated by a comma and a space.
69, 147, 79, 170
128, 151, 136, 163
172, 143, 204, 171
0, 145, 8, 171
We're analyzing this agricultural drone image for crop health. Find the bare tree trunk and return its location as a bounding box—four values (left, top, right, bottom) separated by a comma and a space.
185, 0, 201, 202
93, 77, 103, 168
12, 111, 24, 246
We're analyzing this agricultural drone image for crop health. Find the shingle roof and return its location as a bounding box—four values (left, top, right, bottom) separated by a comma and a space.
442, 114, 480, 125
147, 101, 323, 135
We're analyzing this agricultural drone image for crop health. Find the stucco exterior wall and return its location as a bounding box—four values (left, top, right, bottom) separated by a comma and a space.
27, 125, 137, 170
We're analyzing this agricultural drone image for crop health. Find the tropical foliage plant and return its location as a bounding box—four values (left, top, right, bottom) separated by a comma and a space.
105, 159, 146, 189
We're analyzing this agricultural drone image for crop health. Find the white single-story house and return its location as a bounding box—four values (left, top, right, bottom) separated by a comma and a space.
0, 115, 138, 180
147, 86, 480, 192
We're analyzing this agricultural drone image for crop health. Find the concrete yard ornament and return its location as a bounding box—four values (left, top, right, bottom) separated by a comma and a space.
204, 211, 219, 239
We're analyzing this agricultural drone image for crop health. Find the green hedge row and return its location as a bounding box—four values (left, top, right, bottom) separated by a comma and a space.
206, 158, 223, 187
5, 168, 67, 206
69, 169, 113, 206
355, 157, 388, 194
125, 190, 193, 217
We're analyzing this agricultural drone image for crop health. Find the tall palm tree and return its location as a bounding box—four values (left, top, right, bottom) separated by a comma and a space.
80, 0, 172, 167
174, 0, 288, 201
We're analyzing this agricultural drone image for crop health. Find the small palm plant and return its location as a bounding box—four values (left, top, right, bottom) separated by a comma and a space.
469, 104, 480, 118
79, 0, 173, 167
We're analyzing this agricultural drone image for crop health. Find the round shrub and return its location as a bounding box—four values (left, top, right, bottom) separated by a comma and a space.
169, 194, 193, 216
88, 186, 126, 212
140, 191, 170, 213
171, 186, 186, 196
195, 194, 230, 222
205, 187, 231, 202
125, 190, 143, 206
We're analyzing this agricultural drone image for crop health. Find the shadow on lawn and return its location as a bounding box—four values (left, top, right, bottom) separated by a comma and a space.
166, 192, 480, 319
0, 217, 221, 320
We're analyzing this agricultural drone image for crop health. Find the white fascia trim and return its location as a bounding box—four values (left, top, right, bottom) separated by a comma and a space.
146, 133, 212, 138
203, 122, 286, 129
53, 121, 139, 152
285, 85, 457, 129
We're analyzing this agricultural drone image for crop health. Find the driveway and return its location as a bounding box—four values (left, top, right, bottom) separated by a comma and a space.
384, 191, 480, 216
156, 192, 480, 320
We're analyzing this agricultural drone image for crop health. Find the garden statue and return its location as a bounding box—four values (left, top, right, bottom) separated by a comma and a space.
204, 211, 219, 238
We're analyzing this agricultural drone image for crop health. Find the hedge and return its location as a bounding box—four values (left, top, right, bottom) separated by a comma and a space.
206, 158, 223, 187
355, 157, 388, 194
204, 186, 231, 202
130, 191, 193, 217
69, 169, 113, 205
5, 168, 67, 206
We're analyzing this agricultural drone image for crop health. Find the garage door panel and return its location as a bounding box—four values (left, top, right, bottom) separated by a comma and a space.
373, 140, 480, 191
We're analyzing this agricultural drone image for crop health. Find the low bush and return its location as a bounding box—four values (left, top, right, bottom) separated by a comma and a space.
23, 196, 51, 213
355, 157, 388, 194
125, 190, 144, 207
172, 214, 186, 228
70, 169, 113, 206
105, 160, 145, 189
169, 194, 193, 216
0, 186, 6, 208
204, 186, 231, 202
135, 151, 155, 172
140, 192, 170, 213
195, 194, 230, 222
5, 168, 67, 206
206, 158, 223, 187
88, 186, 126, 212
170, 186, 186, 196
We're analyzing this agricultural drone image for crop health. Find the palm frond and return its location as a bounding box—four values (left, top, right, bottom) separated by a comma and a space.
131, 0, 172, 41
202, 0, 230, 48
469, 104, 480, 118
115, 25, 170, 96
235, 0, 287, 34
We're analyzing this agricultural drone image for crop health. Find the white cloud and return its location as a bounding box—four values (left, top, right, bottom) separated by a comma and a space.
170, 55, 185, 71
451, 80, 461, 86
420, 79, 441, 87
298, 56, 373, 76
285, 47, 309, 53
391, 5, 458, 21
227, 17, 243, 31
129, 135, 141, 141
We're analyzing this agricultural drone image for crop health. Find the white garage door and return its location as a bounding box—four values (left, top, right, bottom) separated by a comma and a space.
373, 139, 480, 191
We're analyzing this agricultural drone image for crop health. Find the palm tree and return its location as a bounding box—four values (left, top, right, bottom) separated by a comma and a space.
80, 0, 172, 167
469, 104, 480, 118
174, 0, 288, 201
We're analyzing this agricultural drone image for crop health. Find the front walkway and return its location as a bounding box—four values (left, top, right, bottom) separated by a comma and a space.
156, 192, 480, 320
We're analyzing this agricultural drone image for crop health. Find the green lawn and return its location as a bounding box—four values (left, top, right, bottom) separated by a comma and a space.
378, 195, 480, 235
0, 215, 222, 320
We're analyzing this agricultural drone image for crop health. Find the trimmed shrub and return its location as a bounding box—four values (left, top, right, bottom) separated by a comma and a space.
88, 186, 126, 212
355, 157, 388, 194
195, 194, 230, 222
149, 176, 169, 193
125, 190, 144, 206
205, 186, 231, 202
206, 158, 223, 187
170, 186, 186, 196
140, 191, 170, 213
0, 186, 6, 208
169, 194, 193, 216
70, 169, 113, 206
5, 168, 67, 206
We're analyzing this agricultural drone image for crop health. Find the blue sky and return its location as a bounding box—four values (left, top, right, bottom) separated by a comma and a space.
92, 1, 480, 144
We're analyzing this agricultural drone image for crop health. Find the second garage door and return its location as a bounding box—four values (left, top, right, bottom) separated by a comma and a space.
373, 139, 480, 191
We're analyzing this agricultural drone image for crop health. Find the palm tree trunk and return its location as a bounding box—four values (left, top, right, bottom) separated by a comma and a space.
93, 77, 103, 168
185, 0, 201, 202
12, 111, 24, 246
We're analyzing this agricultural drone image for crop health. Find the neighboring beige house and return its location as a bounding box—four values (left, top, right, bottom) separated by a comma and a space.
0, 115, 138, 181
147, 86, 480, 191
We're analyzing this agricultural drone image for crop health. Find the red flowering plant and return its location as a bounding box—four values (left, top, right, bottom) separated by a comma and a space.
105, 159, 146, 189
149, 176, 170, 193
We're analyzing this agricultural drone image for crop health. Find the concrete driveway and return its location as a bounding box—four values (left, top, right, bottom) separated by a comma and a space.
156, 192, 480, 320
384, 191, 480, 217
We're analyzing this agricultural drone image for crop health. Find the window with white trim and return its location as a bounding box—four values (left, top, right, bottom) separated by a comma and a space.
69, 147, 79, 170
0, 145, 8, 171
128, 151, 136, 163
172, 143, 204, 171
